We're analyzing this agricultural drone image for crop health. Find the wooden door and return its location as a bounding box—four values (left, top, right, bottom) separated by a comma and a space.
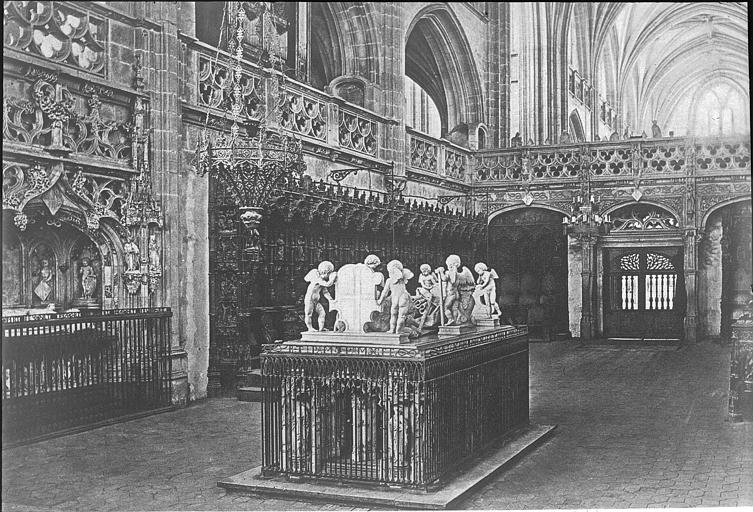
603, 248, 684, 339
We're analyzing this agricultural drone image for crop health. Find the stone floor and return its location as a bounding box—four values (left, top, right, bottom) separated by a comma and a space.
2, 340, 752, 511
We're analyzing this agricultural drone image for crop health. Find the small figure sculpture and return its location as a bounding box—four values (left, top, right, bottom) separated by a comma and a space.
80, 257, 97, 299
303, 261, 337, 331
124, 240, 140, 273
510, 132, 522, 147
435, 255, 475, 326
293, 234, 306, 262
377, 260, 414, 334
474, 262, 501, 317
34, 258, 54, 302
651, 120, 662, 138
416, 263, 437, 301
623, 125, 630, 139
148, 233, 160, 272
364, 253, 381, 271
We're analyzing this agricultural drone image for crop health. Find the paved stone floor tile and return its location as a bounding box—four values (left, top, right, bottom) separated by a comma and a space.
3, 341, 752, 511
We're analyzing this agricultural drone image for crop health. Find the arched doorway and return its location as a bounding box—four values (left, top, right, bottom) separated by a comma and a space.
488, 207, 569, 340
598, 203, 685, 340
699, 199, 752, 340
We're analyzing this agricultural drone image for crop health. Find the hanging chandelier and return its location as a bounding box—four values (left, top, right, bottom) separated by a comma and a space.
563, 170, 611, 236
195, 4, 306, 260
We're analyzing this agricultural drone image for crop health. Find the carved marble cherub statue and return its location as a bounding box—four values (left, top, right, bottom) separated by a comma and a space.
304, 261, 337, 331
377, 259, 414, 334
435, 254, 474, 325
416, 263, 437, 302
474, 262, 501, 317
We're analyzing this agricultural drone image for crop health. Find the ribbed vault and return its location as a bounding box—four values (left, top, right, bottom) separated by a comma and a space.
593, 2, 749, 136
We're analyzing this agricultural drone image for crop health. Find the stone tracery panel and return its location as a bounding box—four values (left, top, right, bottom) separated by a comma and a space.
281, 91, 327, 140
3, 74, 135, 165
609, 204, 680, 231
3, 1, 107, 76
197, 55, 264, 120
338, 110, 377, 156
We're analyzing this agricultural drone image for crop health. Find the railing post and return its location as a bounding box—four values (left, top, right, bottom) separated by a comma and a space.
327, 100, 339, 148
438, 143, 447, 178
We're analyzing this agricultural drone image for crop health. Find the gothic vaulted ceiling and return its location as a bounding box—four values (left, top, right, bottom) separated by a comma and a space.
588, 2, 749, 136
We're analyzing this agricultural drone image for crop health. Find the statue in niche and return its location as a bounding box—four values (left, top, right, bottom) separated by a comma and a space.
473, 262, 502, 317
651, 120, 662, 138
80, 257, 97, 299
293, 234, 306, 263
510, 132, 522, 147
148, 233, 161, 273
124, 239, 140, 273
274, 236, 286, 262
303, 261, 337, 331
435, 255, 475, 326
34, 258, 54, 303
377, 260, 414, 334
623, 125, 630, 139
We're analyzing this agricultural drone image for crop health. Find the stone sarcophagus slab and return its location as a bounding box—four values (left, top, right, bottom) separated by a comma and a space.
260, 325, 529, 489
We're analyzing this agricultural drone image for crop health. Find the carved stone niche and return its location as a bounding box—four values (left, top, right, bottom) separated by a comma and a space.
2, 212, 104, 314
328, 76, 369, 108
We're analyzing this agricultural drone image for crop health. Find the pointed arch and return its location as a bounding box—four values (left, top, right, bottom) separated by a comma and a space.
405, 4, 485, 138
488, 203, 571, 225
701, 196, 753, 232
569, 110, 586, 142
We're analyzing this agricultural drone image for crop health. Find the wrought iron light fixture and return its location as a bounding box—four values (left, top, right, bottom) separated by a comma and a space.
195, 4, 306, 260
563, 173, 611, 236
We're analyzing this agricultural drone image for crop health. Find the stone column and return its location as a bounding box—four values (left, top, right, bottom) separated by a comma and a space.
290, 2, 309, 81
149, 2, 207, 403
485, 2, 509, 148
376, 2, 406, 177
683, 228, 701, 342
578, 234, 597, 341
567, 234, 583, 337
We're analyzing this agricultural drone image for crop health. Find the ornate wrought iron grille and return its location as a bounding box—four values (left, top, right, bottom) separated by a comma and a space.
260, 328, 529, 488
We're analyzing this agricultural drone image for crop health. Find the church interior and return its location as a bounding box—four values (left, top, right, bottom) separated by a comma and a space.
2, 1, 752, 510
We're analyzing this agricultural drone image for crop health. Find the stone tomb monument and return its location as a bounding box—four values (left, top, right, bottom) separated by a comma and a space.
331, 260, 383, 333
301, 255, 412, 344
219, 255, 555, 508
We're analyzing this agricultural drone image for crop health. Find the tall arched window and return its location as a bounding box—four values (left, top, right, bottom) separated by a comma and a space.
404, 76, 441, 138
693, 83, 748, 136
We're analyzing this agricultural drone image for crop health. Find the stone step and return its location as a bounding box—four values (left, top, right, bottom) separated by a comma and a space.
237, 386, 262, 402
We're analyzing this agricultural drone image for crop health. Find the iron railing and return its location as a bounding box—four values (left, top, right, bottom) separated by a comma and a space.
2, 308, 172, 446
260, 326, 528, 489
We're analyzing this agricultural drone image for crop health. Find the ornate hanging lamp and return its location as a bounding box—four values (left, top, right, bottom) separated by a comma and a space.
562, 169, 611, 236
195, 4, 305, 260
